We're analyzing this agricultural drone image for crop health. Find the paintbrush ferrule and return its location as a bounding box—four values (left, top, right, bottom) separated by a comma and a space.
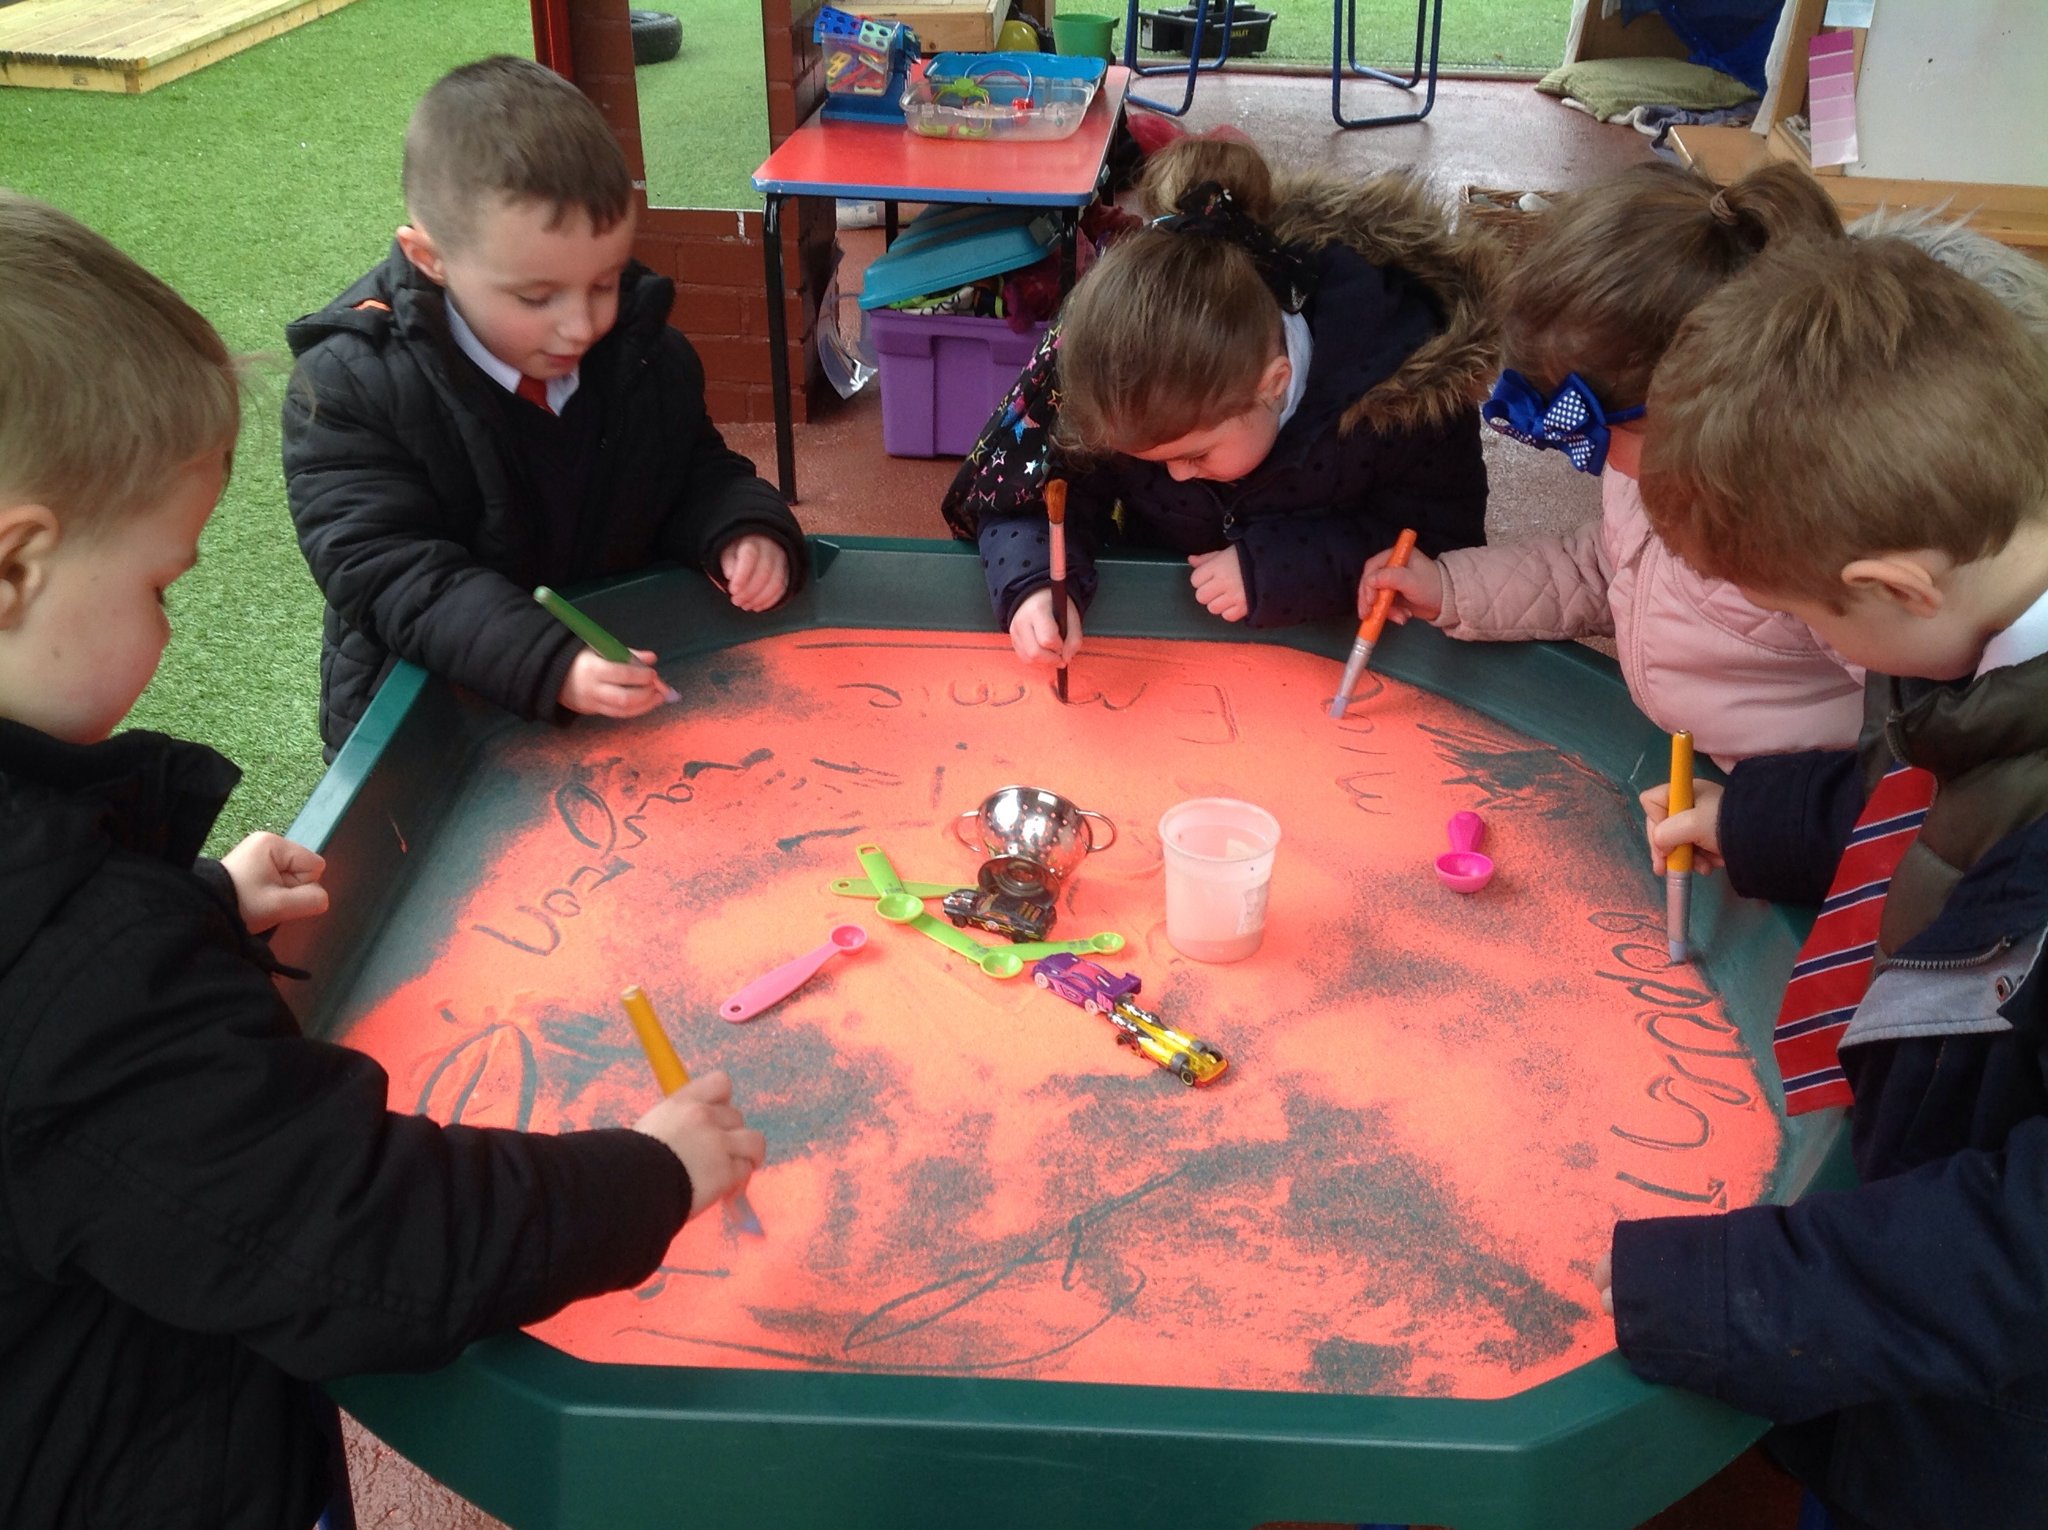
1329, 638, 1374, 719
1665, 871, 1691, 963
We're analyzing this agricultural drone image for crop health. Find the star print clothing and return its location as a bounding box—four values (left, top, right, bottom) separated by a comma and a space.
1609, 651, 2048, 1530
940, 171, 1497, 630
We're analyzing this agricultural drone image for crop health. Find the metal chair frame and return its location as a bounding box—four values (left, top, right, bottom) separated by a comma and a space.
1119, 0, 1245, 116
1332, 0, 1444, 128
1116, 0, 1444, 129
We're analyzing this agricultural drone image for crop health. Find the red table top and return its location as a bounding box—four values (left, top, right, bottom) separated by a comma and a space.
753, 65, 1131, 205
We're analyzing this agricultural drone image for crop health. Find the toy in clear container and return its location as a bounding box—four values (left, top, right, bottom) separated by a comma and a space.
814, 5, 918, 99
902, 52, 1107, 141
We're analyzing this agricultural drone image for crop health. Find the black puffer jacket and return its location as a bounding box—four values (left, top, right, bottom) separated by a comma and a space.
285, 246, 807, 756
0, 719, 691, 1530
942, 172, 1499, 630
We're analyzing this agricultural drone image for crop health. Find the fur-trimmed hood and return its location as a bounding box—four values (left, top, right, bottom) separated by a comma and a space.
1270, 170, 1503, 436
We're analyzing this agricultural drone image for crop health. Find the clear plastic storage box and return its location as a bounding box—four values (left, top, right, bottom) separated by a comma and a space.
902, 52, 1106, 141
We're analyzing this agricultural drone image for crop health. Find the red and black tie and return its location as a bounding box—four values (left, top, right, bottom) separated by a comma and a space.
515, 374, 553, 413
1772, 762, 1937, 1114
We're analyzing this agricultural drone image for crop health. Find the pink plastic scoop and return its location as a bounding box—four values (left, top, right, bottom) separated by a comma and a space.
720, 923, 867, 1022
1435, 811, 1496, 894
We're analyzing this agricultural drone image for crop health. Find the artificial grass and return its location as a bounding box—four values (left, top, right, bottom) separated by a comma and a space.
636, 0, 774, 210
1135, 0, 1573, 72
0, 0, 529, 849
0, 0, 1565, 852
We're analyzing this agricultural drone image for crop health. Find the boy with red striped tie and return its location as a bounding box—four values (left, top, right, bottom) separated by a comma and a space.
1596, 237, 2048, 1530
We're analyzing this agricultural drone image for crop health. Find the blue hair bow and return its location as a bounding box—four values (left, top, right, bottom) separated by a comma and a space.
1481, 370, 1644, 475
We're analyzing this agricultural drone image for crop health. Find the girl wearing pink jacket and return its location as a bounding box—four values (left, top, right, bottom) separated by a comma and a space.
1361, 163, 1863, 769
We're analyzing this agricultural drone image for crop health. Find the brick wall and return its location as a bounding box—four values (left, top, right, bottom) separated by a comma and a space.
550, 0, 834, 425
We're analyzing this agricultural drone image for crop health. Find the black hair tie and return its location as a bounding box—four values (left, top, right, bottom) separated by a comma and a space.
1152, 181, 1318, 314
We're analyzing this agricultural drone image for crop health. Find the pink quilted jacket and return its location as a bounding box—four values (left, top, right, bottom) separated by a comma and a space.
1433, 458, 1865, 766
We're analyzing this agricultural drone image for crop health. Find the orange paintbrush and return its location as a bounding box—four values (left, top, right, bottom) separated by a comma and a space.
1330, 527, 1418, 719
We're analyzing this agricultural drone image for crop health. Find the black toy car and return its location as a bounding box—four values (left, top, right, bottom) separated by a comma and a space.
942, 886, 1055, 942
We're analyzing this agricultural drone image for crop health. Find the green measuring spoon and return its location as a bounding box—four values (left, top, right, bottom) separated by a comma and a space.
906, 912, 1024, 979
998, 932, 1127, 962
854, 844, 925, 924
828, 876, 966, 900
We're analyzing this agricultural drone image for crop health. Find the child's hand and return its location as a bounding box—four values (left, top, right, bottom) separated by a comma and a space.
1009, 587, 1084, 666
559, 647, 673, 718
1358, 546, 1443, 624
1592, 1250, 1614, 1317
1187, 546, 1249, 622
633, 1070, 768, 1221
720, 535, 790, 612
221, 832, 330, 932
1640, 780, 1725, 875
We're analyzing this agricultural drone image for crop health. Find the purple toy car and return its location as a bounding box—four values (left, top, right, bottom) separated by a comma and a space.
1030, 952, 1142, 1015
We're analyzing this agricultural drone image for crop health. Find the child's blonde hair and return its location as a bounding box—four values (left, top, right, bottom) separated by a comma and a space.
1642, 237, 2048, 605
402, 56, 633, 253
1056, 138, 1285, 454
0, 191, 239, 533
1505, 161, 1843, 412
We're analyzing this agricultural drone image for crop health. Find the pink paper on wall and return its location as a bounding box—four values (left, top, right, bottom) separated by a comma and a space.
1808, 31, 1860, 168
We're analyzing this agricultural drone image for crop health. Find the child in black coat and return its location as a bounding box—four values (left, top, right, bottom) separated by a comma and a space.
285, 57, 807, 758
1613, 238, 2048, 1530
0, 192, 764, 1530
941, 137, 1496, 671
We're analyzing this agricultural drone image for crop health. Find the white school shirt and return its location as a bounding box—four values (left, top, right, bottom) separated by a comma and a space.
1977, 583, 2048, 677
445, 302, 582, 414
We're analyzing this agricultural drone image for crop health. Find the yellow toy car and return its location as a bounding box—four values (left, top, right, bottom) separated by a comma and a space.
1032, 954, 1229, 1087
1110, 998, 1229, 1087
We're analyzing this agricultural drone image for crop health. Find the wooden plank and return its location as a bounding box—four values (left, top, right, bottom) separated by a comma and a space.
0, 54, 136, 88
1562, 0, 1690, 65
1671, 122, 2048, 255
1755, 0, 1826, 134
862, 0, 1001, 53
1667, 122, 1772, 182
0, 0, 317, 63
0, 0, 359, 90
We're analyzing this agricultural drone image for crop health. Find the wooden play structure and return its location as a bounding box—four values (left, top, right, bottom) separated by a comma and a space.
0, 0, 363, 93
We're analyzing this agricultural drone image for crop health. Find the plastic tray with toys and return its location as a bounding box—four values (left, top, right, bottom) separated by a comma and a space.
901, 52, 1107, 141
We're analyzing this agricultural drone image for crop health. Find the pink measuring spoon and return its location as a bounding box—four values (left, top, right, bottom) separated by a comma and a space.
720, 923, 868, 1022
1435, 811, 1497, 894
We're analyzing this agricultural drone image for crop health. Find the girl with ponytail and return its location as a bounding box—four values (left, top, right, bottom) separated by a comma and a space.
1359, 161, 1862, 767
942, 136, 1498, 670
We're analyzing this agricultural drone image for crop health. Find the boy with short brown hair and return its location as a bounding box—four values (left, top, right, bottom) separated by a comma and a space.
285, 56, 807, 759
1606, 236, 2048, 1530
1, 191, 764, 1529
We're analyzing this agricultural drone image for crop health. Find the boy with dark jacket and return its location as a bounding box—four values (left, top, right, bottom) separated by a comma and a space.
940, 137, 1495, 666
1607, 238, 2048, 1530
285, 57, 806, 758
0, 192, 765, 1530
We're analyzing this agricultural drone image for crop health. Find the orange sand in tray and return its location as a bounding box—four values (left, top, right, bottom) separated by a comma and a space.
329, 629, 1783, 1400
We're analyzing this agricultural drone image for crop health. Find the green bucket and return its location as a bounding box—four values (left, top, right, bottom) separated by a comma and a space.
1051, 10, 1119, 60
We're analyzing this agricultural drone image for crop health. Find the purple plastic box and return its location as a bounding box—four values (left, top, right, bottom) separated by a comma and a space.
868, 310, 1048, 458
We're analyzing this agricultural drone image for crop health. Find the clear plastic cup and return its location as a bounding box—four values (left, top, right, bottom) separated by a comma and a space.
1158, 798, 1281, 962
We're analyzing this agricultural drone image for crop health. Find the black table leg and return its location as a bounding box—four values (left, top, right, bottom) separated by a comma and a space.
762, 192, 797, 502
